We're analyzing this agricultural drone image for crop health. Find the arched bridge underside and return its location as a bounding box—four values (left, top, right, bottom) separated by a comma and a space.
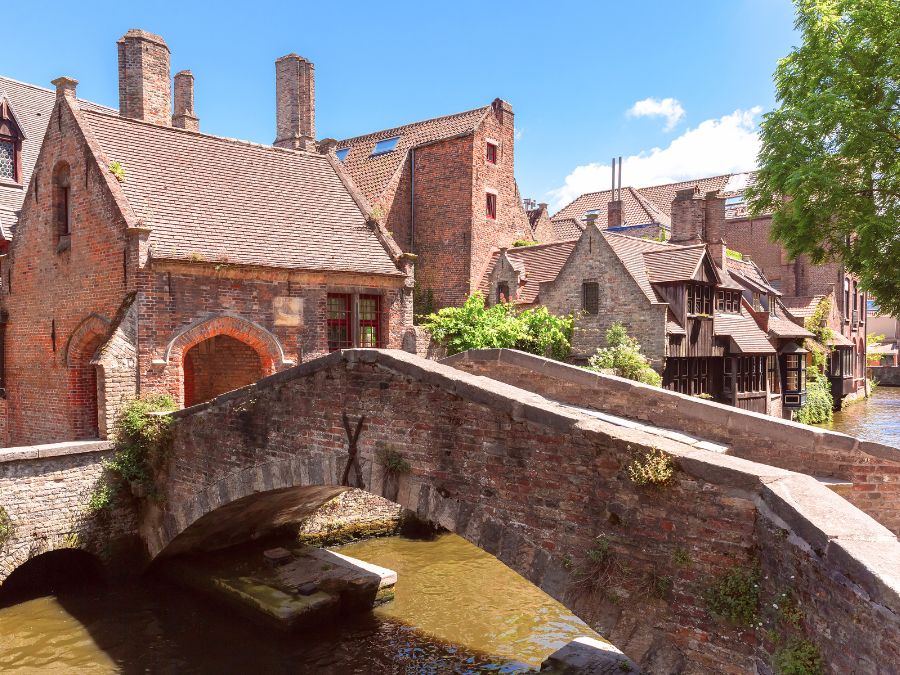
148, 349, 899, 674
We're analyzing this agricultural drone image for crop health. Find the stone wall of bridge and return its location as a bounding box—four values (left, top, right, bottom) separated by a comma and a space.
0, 441, 139, 584
149, 349, 900, 674
446, 348, 900, 536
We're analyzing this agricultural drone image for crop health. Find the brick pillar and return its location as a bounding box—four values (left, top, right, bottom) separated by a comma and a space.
705, 190, 727, 268
670, 187, 705, 244
51, 76, 78, 101
274, 54, 316, 151
607, 200, 623, 228
172, 70, 199, 131
117, 29, 171, 126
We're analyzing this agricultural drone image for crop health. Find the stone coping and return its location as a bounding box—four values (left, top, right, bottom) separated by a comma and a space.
171, 348, 900, 614
0, 439, 111, 464
442, 348, 900, 463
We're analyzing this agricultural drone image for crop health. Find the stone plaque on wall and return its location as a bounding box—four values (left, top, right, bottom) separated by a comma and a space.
273, 297, 303, 326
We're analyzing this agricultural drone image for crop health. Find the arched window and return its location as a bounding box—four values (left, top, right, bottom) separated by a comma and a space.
53, 162, 71, 239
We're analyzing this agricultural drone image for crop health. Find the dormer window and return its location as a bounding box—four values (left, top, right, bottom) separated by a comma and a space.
687, 284, 713, 316
335, 147, 350, 162
371, 137, 399, 156
716, 290, 741, 314
0, 97, 23, 184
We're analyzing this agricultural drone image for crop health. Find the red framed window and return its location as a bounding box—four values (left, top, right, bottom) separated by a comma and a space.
486, 142, 498, 164
327, 293, 352, 351
486, 192, 497, 220
358, 294, 382, 348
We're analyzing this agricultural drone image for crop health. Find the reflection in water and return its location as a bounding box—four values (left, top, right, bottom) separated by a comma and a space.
0, 533, 597, 673
819, 387, 900, 448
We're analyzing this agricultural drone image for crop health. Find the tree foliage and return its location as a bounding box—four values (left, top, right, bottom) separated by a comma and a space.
420, 293, 574, 360
585, 322, 662, 386
748, 0, 900, 315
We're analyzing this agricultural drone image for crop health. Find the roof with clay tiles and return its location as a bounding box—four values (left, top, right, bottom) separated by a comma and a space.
601, 230, 676, 303
81, 109, 403, 276
334, 104, 492, 204
781, 295, 827, 319
726, 255, 781, 295
479, 239, 579, 305
643, 245, 710, 284
715, 307, 777, 354
0, 75, 115, 233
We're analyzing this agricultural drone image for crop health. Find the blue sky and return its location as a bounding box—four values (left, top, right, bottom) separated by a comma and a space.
7, 0, 797, 211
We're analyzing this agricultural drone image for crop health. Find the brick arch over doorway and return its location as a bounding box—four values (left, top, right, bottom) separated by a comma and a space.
183, 334, 264, 407
64, 314, 112, 439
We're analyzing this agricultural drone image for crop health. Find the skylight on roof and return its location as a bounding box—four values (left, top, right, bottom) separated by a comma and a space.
335, 147, 350, 162
725, 196, 745, 206
371, 137, 399, 156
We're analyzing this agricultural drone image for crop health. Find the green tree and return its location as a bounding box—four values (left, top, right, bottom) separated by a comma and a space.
420, 293, 574, 360
748, 0, 900, 315
585, 323, 662, 386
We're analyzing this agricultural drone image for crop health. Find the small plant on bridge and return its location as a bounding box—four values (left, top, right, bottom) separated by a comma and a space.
626, 447, 675, 488
704, 564, 760, 627
108, 394, 177, 491
585, 323, 662, 387
86, 478, 114, 514
378, 448, 411, 475
0, 505, 13, 548
773, 638, 824, 675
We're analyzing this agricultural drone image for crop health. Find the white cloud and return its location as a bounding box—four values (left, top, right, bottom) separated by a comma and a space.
627, 97, 686, 131
548, 107, 762, 211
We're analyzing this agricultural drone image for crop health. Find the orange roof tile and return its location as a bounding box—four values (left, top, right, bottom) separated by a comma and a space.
715, 311, 776, 353
643, 245, 708, 283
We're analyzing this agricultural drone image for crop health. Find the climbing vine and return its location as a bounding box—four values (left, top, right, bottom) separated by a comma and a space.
797, 297, 836, 424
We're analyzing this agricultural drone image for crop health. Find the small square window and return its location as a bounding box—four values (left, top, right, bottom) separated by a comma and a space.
486, 192, 497, 220
371, 137, 399, 156
486, 142, 498, 164
335, 147, 350, 162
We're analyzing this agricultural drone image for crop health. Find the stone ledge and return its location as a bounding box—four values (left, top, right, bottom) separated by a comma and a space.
0, 440, 111, 464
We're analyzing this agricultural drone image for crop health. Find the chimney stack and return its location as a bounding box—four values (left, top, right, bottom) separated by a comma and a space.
172, 70, 199, 131
704, 190, 727, 268
274, 54, 316, 151
670, 187, 706, 245
51, 76, 78, 101
117, 29, 171, 126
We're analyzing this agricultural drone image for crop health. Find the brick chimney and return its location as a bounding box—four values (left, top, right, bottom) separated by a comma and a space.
117, 29, 171, 126
704, 190, 727, 268
274, 54, 316, 151
51, 76, 78, 101
670, 187, 705, 245
172, 70, 199, 131
607, 200, 623, 228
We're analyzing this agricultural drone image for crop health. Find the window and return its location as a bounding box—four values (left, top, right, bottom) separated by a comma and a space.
783, 353, 805, 393
768, 294, 776, 316
486, 192, 497, 220
497, 281, 510, 304
486, 142, 498, 164
335, 147, 350, 162
371, 137, 399, 156
724, 196, 744, 206
752, 293, 762, 311
0, 140, 14, 181
327, 294, 352, 351
716, 290, 741, 314
730, 355, 768, 394
582, 282, 599, 314
687, 284, 712, 316
665, 358, 709, 396
358, 295, 381, 348
53, 162, 71, 238
844, 278, 851, 321
769, 355, 780, 393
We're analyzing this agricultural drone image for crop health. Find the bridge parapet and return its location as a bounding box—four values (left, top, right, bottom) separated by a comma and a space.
445, 348, 900, 536
154, 348, 900, 673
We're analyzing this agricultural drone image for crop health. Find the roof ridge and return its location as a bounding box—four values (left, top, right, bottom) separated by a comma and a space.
506, 238, 579, 253
602, 230, 680, 247
81, 108, 328, 160
336, 104, 492, 145
0, 74, 116, 112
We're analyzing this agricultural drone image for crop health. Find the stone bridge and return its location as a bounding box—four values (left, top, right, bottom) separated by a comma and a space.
2, 349, 899, 674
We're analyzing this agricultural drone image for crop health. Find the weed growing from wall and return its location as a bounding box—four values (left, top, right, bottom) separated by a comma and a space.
0, 505, 13, 548
108, 394, 177, 493
378, 448, 411, 475
704, 564, 760, 626
773, 638, 824, 675
627, 447, 675, 487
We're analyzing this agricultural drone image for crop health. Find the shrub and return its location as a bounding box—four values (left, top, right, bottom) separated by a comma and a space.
773, 638, 824, 675
378, 448, 411, 475
109, 160, 126, 182
0, 506, 13, 548
704, 565, 760, 626
794, 375, 833, 425
512, 239, 539, 247
420, 293, 573, 360
86, 479, 113, 513
586, 323, 662, 386
108, 394, 177, 488
627, 447, 675, 487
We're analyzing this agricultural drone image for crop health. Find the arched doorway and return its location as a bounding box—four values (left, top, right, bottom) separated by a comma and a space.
69, 333, 103, 439
183, 335, 263, 407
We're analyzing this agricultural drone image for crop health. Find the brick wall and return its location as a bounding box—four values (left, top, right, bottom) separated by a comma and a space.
539, 228, 668, 365
446, 349, 900, 535
149, 349, 900, 673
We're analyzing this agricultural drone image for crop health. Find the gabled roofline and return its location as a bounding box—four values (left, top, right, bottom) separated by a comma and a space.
335, 104, 492, 146
0, 91, 27, 139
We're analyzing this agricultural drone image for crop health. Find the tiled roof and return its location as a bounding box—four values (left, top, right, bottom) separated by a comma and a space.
828, 331, 855, 347
781, 295, 826, 319
82, 109, 402, 276
643, 245, 708, 284
335, 105, 491, 204
601, 230, 675, 303
553, 174, 732, 225
767, 312, 814, 339
0, 75, 115, 232
715, 310, 776, 354
550, 217, 584, 240
726, 256, 781, 295
479, 239, 578, 305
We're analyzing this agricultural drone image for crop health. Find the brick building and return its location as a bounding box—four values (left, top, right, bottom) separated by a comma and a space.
331, 99, 533, 311
553, 172, 868, 407
0, 30, 413, 446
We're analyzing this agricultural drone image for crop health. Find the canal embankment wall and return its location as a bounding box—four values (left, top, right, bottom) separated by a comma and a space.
445, 349, 900, 536
869, 365, 900, 386
154, 349, 900, 673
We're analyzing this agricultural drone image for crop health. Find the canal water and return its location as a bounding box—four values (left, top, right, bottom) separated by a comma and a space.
820, 386, 900, 448
0, 532, 598, 673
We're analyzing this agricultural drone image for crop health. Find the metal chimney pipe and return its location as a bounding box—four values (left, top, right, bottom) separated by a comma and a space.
618, 156, 622, 201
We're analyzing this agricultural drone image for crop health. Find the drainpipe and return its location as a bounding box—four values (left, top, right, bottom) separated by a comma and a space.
410, 148, 416, 252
